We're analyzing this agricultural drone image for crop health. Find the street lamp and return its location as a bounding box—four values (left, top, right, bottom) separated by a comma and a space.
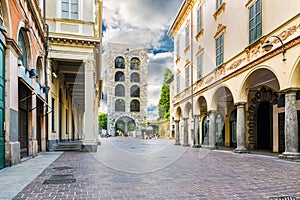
262, 35, 286, 62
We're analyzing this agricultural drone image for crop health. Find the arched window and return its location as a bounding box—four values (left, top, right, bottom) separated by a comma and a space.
115, 84, 125, 97
130, 85, 140, 97
115, 99, 125, 112
18, 30, 28, 69
130, 72, 140, 82
36, 57, 43, 85
115, 71, 125, 82
130, 100, 140, 112
115, 56, 125, 69
130, 57, 140, 70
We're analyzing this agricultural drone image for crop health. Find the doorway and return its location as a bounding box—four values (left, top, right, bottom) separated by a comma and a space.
257, 102, 272, 150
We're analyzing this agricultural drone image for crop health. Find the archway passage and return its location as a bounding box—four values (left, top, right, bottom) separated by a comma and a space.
115, 116, 136, 137
257, 101, 272, 150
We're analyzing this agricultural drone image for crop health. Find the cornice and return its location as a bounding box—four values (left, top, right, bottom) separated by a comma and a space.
195, 29, 204, 42
6, 38, 22, 56
213, 2, 226, 20
49, 35, 101, 46
168, 0, 197, 36
214, 24, 226, 38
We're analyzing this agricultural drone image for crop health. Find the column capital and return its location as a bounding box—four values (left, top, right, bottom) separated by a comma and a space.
235, 102, 246, 107
183, 117, 189, 121
174, 120, 180, 123
280, 88, 299, 94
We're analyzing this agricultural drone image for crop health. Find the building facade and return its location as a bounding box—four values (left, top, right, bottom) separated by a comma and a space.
168, 0, 300, 159
46, 0, 102, 152
1, 0, 47, 167
106, 43, 148, 137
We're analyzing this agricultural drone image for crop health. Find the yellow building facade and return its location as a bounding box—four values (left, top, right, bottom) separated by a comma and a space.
46, 0, 102, 151
168, 0, 300, 159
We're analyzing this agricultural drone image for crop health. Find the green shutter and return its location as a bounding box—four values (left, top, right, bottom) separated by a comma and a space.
0, 41, 5, 169
249, 0, 262, 44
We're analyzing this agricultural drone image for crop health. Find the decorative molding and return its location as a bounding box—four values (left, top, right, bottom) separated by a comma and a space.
193, 78, 204, 92
215, 64, 226, 77
245, 0, 255, 7
176, 57, 181, 64
184, 45, 190, 54
49, 37, 100, 46
213, 2, 226, 20
184, 59, 191, 67
195, 29, 204, 41
214, 24, 226, 38
228, 57, 246, 70
272, 22, 300, 44
196, 45, 204, 56
176, 68, 181, 75
205, 76, 214, 85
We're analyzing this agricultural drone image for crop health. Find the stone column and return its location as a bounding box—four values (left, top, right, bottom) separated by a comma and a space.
234, 103, 249, 153
83, 60, 97, 152
182, 118, 189, 146
193, 115, 201, 148
280, 91, 300, 160
174, 120, 181, 145
208, 110, 216, 149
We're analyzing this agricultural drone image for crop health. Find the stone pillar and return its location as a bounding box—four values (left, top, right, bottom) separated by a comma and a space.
174, 120, 180, 145
83, 60, 97, 152
182, 118, 189, 146
280, 91, 300, 160
234, 103, 249, 153
193, 115, 201, 148
208, 110, 216, 149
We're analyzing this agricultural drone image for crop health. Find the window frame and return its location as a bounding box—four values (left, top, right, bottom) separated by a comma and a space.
215, 33, 224, 67
197, 53, 203, 80
216, 0, 222, 10
197, 5, 203, 33
130, 100, 140, 112
115, 99, 125, 112
185, 25, 189, 48
248, 0, 262, 44
18, 30, 28, 69
185, 66, 190, 88
61, 0, 79, 20
176, 74, 180, 94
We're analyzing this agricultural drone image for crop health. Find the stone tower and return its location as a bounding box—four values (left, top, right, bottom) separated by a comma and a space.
106, 43, 148, 137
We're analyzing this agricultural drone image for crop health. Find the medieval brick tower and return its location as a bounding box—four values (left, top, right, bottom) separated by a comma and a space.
106, 43, 148, 137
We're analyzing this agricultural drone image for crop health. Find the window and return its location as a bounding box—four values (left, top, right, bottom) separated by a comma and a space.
197, 53, 203, 80
115, 56, 125, 69
115, 84, 125, 97
130, 85, 140, 97
18, 30, 28, 69
62, 0, 78, 20
130, 100, 140, 112
216, 0, 222, 10
36, 57, 42, 85
197, 5, 203, 33
176, 74, 180, 94
216, 33, 224, 66
115, 99, 125, 112
176, 37, 180, 57
130, 57, 140, 70
249, 0, 262, 44
130, 72, 140, 82
185, 67, 189, 88
51, 98, 55, 132
185, 25, 189, 48
0, 2, 3, 26
115, 71, 125, 82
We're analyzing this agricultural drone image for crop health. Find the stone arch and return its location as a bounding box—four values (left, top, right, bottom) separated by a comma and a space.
115, 84, 125, 97
211, 86, 234, 115
130, 85, 140, 97
290, 57, 300, 88
130, 57, 140, 70
17, 28, 32, 70
239, 67, 281, 102
115, 116, 136, 136
115, 71, 125, 82
115, 99, 125, 112
130, 72, 140, 82
115, 56, 125, 69
183, 102, 192, 118
174, 106, 182, 121
130, 99, 140, 112
195, 95, 207, 115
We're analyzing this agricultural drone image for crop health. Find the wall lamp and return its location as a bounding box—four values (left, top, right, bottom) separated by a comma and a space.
42, 85, 50, 94
262, 35, 286, 62
26, 69, 37, 78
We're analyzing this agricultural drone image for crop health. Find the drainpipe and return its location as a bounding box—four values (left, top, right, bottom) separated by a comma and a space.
43, 0, 50, 151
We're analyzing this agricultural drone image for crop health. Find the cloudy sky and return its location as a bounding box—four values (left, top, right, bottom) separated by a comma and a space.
102, 0, 183, 119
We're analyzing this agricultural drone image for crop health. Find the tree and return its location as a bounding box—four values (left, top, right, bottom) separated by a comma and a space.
98, 113, 107, 130
158, 68, 172, 120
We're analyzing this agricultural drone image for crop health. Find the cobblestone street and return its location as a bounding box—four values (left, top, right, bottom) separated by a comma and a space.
12, 138, 300, 199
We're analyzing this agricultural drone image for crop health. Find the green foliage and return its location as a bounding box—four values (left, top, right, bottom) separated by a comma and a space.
98, 113, 107, 130
158, 69, 172, 120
